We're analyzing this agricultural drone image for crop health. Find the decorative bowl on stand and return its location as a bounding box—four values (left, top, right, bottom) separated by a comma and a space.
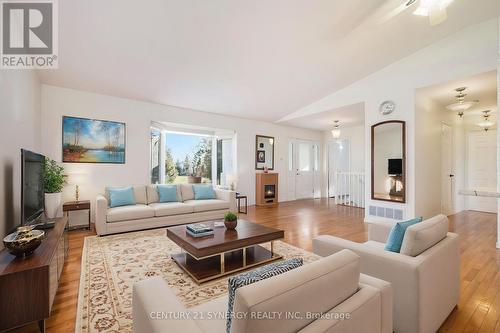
3, 226, 45, 257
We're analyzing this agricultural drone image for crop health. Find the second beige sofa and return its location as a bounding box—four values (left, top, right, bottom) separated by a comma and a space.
133, 249, 393, 333
96, 184, 236, 236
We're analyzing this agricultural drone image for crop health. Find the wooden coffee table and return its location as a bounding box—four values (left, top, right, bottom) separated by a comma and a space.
167, 220, 284, 284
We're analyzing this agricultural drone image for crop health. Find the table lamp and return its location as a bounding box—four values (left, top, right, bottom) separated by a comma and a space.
67, 172, 86, 202
226, 174, 238, 191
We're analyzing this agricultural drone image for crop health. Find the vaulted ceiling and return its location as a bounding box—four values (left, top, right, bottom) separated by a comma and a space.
38, 0, 500, 122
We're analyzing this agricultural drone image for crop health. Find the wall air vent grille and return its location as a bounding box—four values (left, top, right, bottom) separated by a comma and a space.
377, 207, 385, 217
368, 206, 404, 221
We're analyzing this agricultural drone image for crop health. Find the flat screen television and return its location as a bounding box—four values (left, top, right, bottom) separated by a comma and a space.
388, 158, 402, 176
21, 149, 45, 226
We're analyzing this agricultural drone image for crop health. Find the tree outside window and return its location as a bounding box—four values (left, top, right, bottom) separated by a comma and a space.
165, 133, 212, 184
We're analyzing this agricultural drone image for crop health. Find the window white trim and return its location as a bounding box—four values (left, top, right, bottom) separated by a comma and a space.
150, 122, 237, 186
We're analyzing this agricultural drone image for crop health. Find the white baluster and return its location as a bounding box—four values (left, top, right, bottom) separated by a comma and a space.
335, 171, 339, 205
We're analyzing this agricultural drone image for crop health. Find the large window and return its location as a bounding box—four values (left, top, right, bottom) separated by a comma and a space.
166, 132, 212, 184
216, 138, 233, 186
150, 125, 235, 186
150, 128, 161, 184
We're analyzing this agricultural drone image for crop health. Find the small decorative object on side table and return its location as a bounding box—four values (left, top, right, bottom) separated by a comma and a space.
224, 212, 238, 230
63, 200, 91, 230
235, 192, 248, 214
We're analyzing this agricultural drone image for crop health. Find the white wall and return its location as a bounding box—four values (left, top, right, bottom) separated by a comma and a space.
0, 71, 41, 247
283, 19, 499, 220
40, 85, 323, 219
414, 93, 465, 219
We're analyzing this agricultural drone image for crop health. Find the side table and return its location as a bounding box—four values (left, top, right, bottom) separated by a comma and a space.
63, 200, 91, 230
236, 193, 248, 214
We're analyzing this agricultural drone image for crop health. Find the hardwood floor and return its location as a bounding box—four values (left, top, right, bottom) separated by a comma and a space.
8, 198, 500, 332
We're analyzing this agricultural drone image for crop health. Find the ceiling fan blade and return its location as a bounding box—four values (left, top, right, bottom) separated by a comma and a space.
429, 7, 447, 25
373, 0, 413, 25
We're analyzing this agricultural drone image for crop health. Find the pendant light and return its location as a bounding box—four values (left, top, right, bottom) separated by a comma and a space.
446, 87, 476, 117
331, 121, 341, 139
477, 110, 495, 132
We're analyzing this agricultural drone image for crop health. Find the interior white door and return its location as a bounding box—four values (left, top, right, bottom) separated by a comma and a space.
295, 141, 314, 199
467, 130, 497, 213
328, 139, 350, 197
313, 143, 321, 198
441, 124, 454, 215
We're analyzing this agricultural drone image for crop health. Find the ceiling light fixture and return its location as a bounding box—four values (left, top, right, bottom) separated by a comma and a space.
477, 110, 495, 132
446, 87, 476, 117
331, 120, 341, 139
412, 0, 454, 26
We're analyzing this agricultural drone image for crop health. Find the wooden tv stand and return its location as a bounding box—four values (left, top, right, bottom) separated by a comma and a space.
0, 217, 68, 332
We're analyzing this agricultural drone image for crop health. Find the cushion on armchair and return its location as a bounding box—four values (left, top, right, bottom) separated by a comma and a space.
400, 214, 449, 256
226, 258, 303, 333
384, 217, 423, 253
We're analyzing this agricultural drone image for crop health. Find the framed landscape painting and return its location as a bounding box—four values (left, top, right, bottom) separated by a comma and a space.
62, 116, 126, 163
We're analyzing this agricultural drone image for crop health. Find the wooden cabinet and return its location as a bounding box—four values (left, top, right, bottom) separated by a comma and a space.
256, 173, 279, 206
0, 217, 68, 332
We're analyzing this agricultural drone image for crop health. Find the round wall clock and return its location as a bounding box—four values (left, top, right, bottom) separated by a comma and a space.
379, 100, 396, 115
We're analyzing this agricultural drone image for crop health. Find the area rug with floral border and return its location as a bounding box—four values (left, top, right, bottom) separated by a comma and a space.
75, 227, 320, 333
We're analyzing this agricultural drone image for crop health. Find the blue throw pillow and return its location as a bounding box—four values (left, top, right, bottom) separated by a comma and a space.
384, 217, 423, 253
193, 184, 215, 200
226, 258, 303, 333
108, 187, 136, 208
157, 185, 178, 203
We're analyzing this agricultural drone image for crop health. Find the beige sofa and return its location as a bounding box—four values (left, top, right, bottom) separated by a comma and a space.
96, 184, 237, 236
133, 250, 393, 333
313, 214, 460, 333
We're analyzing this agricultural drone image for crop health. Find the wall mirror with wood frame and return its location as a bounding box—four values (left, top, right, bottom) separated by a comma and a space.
371, 121, 406, 203
255, 135, 275, 170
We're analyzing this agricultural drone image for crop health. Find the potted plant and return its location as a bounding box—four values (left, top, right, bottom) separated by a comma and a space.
43, 158, 66, 219
224, 212, 238, 230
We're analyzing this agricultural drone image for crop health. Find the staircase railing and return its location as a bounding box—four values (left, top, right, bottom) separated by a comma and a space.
334, 172, 365, 208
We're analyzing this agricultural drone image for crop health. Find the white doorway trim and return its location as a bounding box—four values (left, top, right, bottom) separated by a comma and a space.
441, 123, 454, 215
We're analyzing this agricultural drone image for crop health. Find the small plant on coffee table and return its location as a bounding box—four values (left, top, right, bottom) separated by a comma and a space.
224, 212, 238, 230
